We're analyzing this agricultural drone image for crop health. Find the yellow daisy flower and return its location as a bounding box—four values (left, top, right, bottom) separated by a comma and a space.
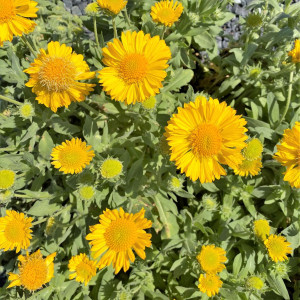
242, 138, 263, 161
253, 219, 270, 241
288, 39, 300, 63
51, 138, 95, 174
98, 30, 171, 105
197, 244, 227, 273
97, 0, 127, 15
273, 122, 300, 188
0, 0, 38, 46
151, 0, 184, 27
0, 169, 15, 189
86, 207, 152, 274
165, 96, 248, 183
100, 158, 123, 179
0, 210, 33, 252
68, 253, 97, 286
198, 273, 223, 297
264, 234, 292, 262
24, 41, 95, 112
7, 250, 56, 291
233, 157, 262, 176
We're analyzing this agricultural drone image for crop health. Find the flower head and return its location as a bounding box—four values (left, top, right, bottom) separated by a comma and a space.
19, 102, 35, 119
0, 169, 15, 189
246, 13, 263, 28
51, 138, 95, 174
151, 1, 183, 27
198, 273, 223, 297
142, 96, 157, 110
197, 244, 227, 273
78, 185, 95, 200
97, 0, 127, 15
168, 176, 183, 191
0, 210, 33, 252
86, 207, 152, 274
85, 2, 99, 16
0, 189, 13, 203
246, 276, 264, 290
24, 41, 95, 112
273, 122, 300, 188
100, 158, 123, 179
264, 235, 292, 262
98, 31, 171, 105
233, 157, 262, 177
68, 253, 97, 286
254, 219, 270, 241
7, 250, 56, 291
242, 138, 263, 161
288, 39, 300, 63
165, 96, 248, 182
0, 0, 38, 46
202, 194, 218, 211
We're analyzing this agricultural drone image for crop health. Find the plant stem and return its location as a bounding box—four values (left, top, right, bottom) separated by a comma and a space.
279, 70, 294, 123
0, 95, 22, 106
14, 193, 32, 198
124, 7, 131, 28
161, 25, 166, 39
112, 17, 118, 39
79, 101, 99, 115
20, 35, 37, 57
153, 195, 171, 239
93, 16, 101, 50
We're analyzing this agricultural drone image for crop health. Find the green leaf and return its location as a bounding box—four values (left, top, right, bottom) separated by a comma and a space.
83, 115, 102, 151
162, 68, 194, 93
50, 117, 80, 135
27, 199, 60, 216
233, 253, 243, 276
39, 131, 54, 159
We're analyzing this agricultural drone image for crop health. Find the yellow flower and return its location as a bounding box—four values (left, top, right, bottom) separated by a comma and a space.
7, 250, 56, 291
242, 138, 263, 161
142, 96, 157, 110
51, 138, 95, 174
97, 0, 127, 15
233, 157, 262, 177
169, 176, 182, 191
273, 122, 300, 188
98, 31, 171, 105
0, 210, 33, 252
151, 0, 183, 27
288, 39, 300, 63
165, 96, 248, 183
0, 169, 15, 189
0, 0, 38, 46
19, 102, 35, 119
197, 244, 227, 273
100, 158, 123, 179
254, 219, 270, 241
85, 2, 99, 16
86, 207, 152, 274
68, 253, 97, 286
246, 276, 264, 290
264, 234, 292, 262
198, 273, 223, 297
24, 41, 95, 112
79, 185, 95, 200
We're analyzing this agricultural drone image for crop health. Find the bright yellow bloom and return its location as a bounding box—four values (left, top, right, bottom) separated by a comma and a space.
288, 39, 300, 63
142, 96, 157, 110
197, 244, 227, 273
273, 122, 300, 188
68, 253, 97, 286
51, 138, 95, 174
242, 138, 263, 161
98, 31, 171, 105
233, 157, 262, 177
100, 158, 123, 179
151, 0, 183, 27
0, 210, 33, 252
7, 250, 56, 291
254, 219, 270, 241
198, 273, 223, 297
97, 0, 127, 15
0, 169, 15, 189
264, 234, 292, 262
24, 41, 95, 112
0, 0, 38, 46
86, 208, 152, 274
247, 276, 264, 290
85, 2, 99, 16
165, 96, 248, 182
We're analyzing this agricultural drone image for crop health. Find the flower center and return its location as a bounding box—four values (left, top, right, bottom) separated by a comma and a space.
0, 170, 15, 189
202, 250, 218, 269
104, 218, 138, 252
59, 147, 86, 168
5, 221, 25, 243
269, 239, 284, 256
76, 261, 94, 279
119, 54, 148, 84
0, 0, 16, 24
38, 57, 76, 92
189, 124, 222, 157
157, 8, 175, 23
243, 138, 263, 160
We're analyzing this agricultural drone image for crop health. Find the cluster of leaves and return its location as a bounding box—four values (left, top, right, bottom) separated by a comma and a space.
0, 0, 299, 299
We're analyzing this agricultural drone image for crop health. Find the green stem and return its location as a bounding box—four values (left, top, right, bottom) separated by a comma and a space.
13, 193, 32, 198
112, 17, 118, 39
161, 25, 166, 39
279, 70, 294, 123
93, 16, 101, 50
124, 7, 131, 28
0, 95, 22, 106
20, 35, 37, 57
79, 101, 99, 115
153, 195, 171, 239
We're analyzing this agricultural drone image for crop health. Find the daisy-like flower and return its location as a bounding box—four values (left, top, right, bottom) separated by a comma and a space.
0, 169, 15, 189
51, 138, 95, 174
7, 250, 56, 291
264, 235, 292, 262
0, 0, 38, 46
242, 138, 263, 161
86, 207, 152, 274
98, 31, 171, 105
97, 0, 127, 15
68, 253, 97, 286
197, 244, 227, 273
288, 39, 300, 63
246, 276, 264, 290
253, 219, 270, 241
0, 210, 33, 252
198, 273, 223, 297
85, 2, 99, 16
273, 122, 300, 188
151, 0, 183, 27
100, 158, 123, 179
24, 41, 95, 112
233, 157, 262, 176
165, 96, 248, 183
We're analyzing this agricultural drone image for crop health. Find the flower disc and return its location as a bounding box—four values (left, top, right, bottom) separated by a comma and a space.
264, 234, 292, 262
